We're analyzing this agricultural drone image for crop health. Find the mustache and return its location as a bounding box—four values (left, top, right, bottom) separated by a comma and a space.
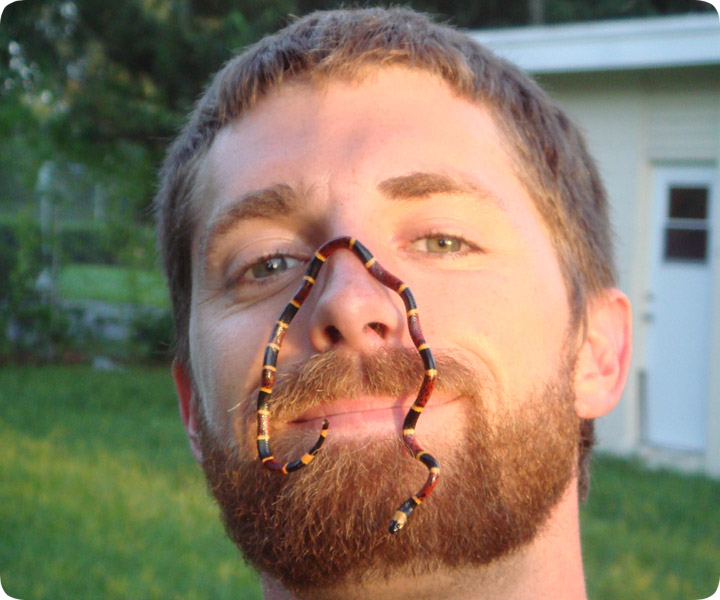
235, 347, 484, 423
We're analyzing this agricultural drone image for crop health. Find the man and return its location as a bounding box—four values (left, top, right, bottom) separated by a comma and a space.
155, 7, 632, 599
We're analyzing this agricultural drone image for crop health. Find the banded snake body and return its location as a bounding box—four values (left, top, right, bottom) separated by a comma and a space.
256, 236, 440, 534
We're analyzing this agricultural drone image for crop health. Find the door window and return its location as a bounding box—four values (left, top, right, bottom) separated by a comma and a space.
663, 186, 710, 263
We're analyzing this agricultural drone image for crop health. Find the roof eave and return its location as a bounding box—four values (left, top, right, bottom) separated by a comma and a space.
470, 13, 720, 74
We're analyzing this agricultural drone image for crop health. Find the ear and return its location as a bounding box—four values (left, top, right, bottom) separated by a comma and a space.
172, 358, 204, 463
574, 288, 633, 419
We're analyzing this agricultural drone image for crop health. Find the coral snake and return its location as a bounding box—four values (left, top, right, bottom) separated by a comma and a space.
256, 236, 440, 534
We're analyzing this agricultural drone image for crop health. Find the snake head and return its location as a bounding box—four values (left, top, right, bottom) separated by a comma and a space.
388, 510, 408, 534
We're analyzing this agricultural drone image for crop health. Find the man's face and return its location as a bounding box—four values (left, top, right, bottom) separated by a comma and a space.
191, 67, 571, 437
183, 67, 580, 589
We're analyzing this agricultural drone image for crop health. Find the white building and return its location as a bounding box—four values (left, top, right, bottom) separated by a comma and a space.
474, 14, 720, 476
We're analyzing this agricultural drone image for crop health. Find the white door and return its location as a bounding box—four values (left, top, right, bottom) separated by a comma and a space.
645, 166, 715, 451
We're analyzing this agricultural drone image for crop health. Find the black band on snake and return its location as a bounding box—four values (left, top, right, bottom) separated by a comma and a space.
256, 236, 440, 534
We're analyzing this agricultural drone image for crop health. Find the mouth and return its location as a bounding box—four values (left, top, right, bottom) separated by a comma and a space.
288, 395, 462, 436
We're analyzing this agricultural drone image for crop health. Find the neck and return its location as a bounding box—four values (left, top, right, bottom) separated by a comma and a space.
260, 481, 587, 600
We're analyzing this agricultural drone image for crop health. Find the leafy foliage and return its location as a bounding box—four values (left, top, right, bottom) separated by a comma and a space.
0, 215, 72, 362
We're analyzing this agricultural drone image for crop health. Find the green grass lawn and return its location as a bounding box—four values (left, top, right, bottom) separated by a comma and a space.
0, 366, 261, 600
1, 365, 718, 599
581, 457, 720, 600
57, 264, 169, 309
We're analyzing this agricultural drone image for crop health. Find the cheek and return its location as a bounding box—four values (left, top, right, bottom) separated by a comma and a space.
412, 267, 569, 395
189, 306, 274, 432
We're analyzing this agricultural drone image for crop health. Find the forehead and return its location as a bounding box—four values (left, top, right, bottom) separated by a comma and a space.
196, 67, 522, 212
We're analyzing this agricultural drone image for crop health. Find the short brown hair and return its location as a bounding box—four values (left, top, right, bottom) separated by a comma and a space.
154, 6, 614, 498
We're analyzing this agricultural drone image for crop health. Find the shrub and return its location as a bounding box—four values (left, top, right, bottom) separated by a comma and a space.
0, 218, 24, 302
59, 221, 118, 265
0, 216, 72, 363
0, 218, 158, 276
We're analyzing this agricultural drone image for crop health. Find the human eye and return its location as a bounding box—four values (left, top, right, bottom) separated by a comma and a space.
229, 252, 305, 289
248, 254, 304, 280
408, 232, 479, 256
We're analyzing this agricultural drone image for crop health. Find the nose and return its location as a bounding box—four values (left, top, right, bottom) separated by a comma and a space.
306, 246, 406, 354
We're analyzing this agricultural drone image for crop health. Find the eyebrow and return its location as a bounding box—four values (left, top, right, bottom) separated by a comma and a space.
377, 171, 488, 200
200, 184, 299, 264
200, 171, 499, 266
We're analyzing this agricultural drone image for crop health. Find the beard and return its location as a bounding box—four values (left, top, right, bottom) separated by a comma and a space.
195, 347, 581, 595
